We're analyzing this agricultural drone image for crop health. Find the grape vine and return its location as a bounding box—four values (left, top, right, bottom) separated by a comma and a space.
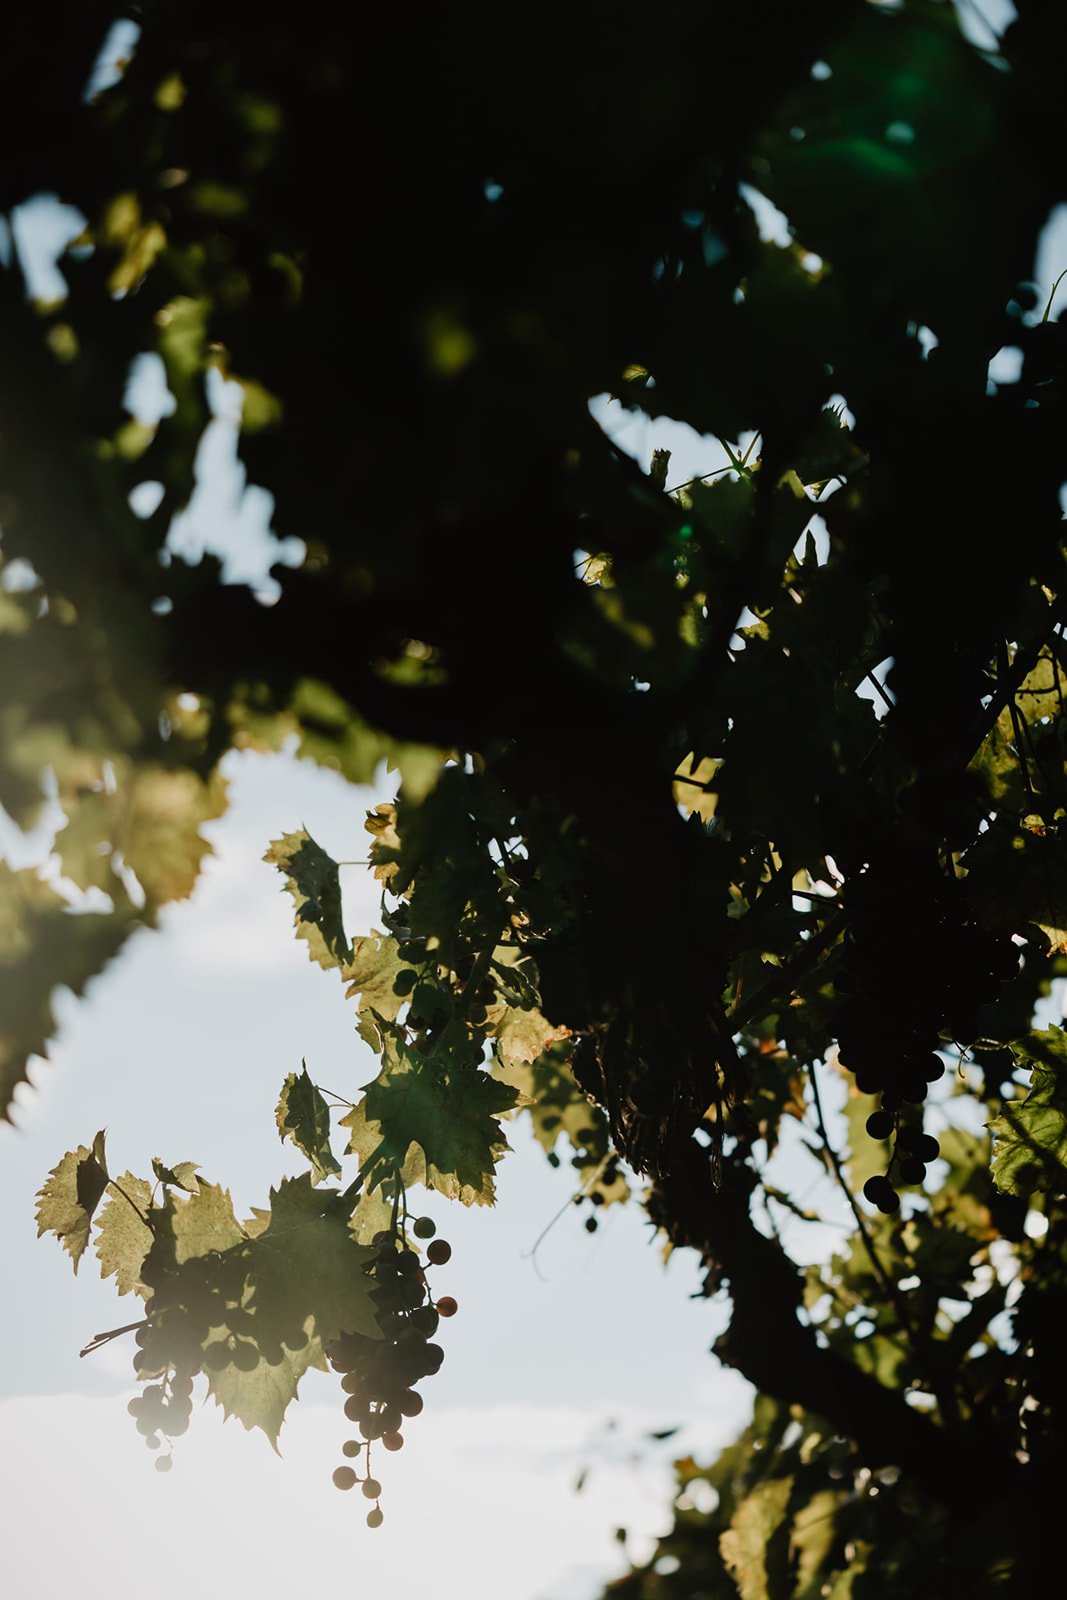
12, 3, 1067, 1590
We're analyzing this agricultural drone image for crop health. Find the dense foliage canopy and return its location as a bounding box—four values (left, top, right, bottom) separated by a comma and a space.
9, 1, 1067, 1591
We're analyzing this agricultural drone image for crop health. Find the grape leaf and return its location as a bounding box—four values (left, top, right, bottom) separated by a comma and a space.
341, 1036, 520, 1205
147, 1180, 246, 1267
57, 764, 226, 910
990, 1029, 1067, 1198
240, 1176, 380, 1348
791, 1490, 844, 1599
364, 803, 401, 884
141, 1177, 377, 1445
275, 1062, 342, 1184
95, 1173, 154, 1296
720, 1476, 794, 1600
35, 1130, 109, 1273
151, 1157, 201, 1193
0, 863, 134, 1120
264, 829, 351, 970
1013, 650, 1067, 724
344, 934, 406, 1030
349, 1184, 396, 1246
205, 1329, 323, 1450
488, 1004, 571, 1067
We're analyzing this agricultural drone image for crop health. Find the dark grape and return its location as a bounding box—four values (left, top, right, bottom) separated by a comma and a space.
898, 1158, 926, 1185
436, 1297, 458, 1318
426, 1240, 452, 1266
332, 1466, 357, 1491
367, 1507, 384, 1529
863, 1175, 895, 1207
232, 1340, 258, 1372
917, 1134, 941, 1163
363, 1477, 382, 1499
865, 1111, 894, 1140
382, 1432, 404, 1452
413, 1217, 436, 1239
342, 1439, 362, 1458
399, 1389, 424, 1417
344, 1395, 363, 1423
585, 1216, 598, 1234
421, 1344, 444, 1374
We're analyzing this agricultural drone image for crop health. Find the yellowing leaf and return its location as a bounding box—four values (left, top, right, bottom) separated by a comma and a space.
990, 1029, 1067, 1198
364, 803, 401, 883
151, 1158, 201, 1193
148, 1181, 245, 1267
720, 1476, 793, 1600
344, 934, 406, 1023
489, 1004, 571, 1067
206, 1330, 322, 1450
95, 1173, 154, 1296
673, 752, 721, 823
791, 1490, 844, 1599
35, 1131, 110, 1273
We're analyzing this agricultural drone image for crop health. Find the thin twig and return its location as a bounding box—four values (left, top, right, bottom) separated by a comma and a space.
808, 1063, 896, 1305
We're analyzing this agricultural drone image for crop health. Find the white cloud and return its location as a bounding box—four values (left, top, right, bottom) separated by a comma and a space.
0, 1392, 743, 1600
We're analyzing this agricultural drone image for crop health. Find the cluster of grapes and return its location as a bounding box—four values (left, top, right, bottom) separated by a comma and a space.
127, 1319, 197, 1472
326, 1215, 456, 1526
835, 866, 1018, 1211
861, 1122, 944, 1215
567, 1149, 621, 1233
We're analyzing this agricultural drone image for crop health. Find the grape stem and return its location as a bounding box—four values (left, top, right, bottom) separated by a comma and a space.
808, 1063, 896, 1303
808, 1063, 960, 1425
521, 1151, 614, 1278
80, 1317, 147, 1357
